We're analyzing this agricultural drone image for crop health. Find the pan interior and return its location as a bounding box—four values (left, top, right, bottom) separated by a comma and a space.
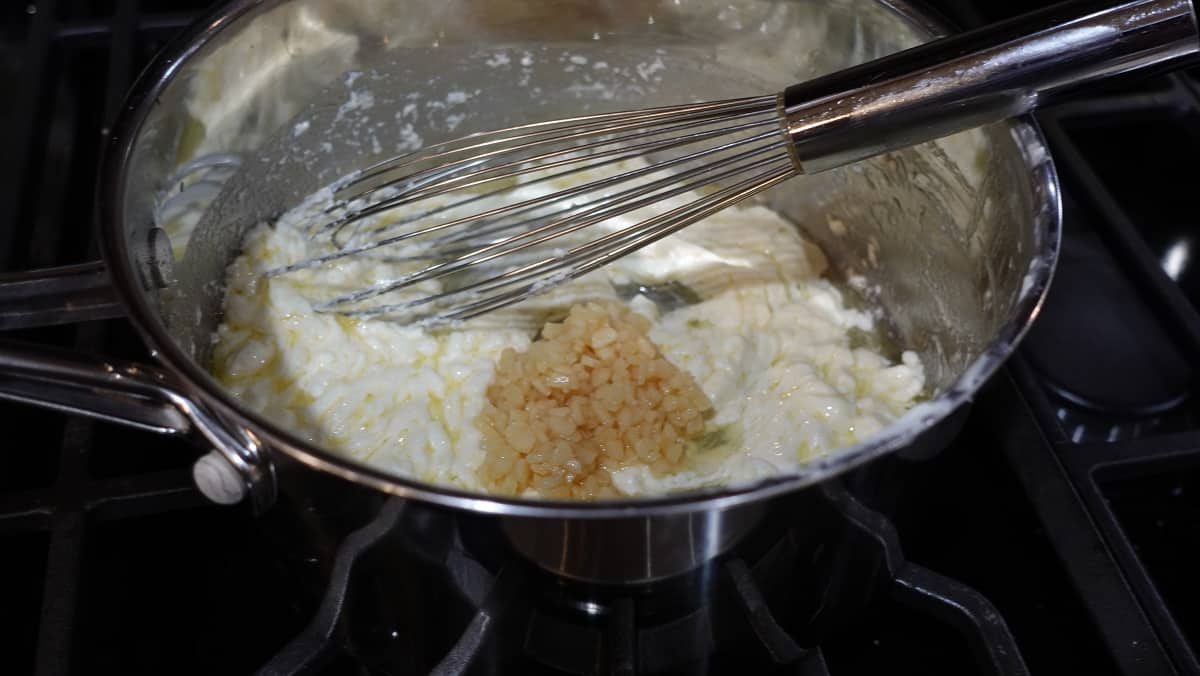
114, 0, 1047, 499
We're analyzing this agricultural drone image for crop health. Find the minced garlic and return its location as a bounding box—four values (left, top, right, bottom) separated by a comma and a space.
476, 301, 712, 499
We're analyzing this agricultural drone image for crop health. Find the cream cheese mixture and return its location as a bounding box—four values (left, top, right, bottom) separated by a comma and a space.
212, 159, 925, 498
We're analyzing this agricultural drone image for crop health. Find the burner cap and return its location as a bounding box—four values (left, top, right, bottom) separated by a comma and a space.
1024, 229, 1190, 416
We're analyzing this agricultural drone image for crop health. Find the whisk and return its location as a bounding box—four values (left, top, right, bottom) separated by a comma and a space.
271, 0, 1197, 324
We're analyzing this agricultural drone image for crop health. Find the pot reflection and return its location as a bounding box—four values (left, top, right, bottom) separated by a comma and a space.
502, 504, 764, 584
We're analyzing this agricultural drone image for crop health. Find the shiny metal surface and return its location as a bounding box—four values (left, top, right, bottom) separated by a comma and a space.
785, 0, 1200, 173
0, 340, 276, 511
503, 503, 765, 583
0, 262, 124, 330
277, 96, 795, 325
268, 0, 1196, 326
0, 0, 1062, 524
0, 340, 190, 435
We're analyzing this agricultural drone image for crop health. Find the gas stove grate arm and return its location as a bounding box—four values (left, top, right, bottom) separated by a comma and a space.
891, 564, 1031, 676
725, 558, 810, 665
821, 483, 1032, 676
430, 566, 523, 676
255, 499, 406, 676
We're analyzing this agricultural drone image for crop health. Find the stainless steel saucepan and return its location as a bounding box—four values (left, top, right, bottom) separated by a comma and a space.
0, 0, 1188, 582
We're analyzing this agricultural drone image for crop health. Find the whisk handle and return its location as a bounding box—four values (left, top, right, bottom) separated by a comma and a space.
782, 0, 1198, 174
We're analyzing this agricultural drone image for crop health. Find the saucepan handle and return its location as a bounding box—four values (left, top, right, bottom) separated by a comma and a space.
0, 262, 275, 511
0, 260, 125, 330
784, 0, 1200, 173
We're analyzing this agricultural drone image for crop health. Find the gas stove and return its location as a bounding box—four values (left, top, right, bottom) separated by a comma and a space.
1, 1, 1198, 675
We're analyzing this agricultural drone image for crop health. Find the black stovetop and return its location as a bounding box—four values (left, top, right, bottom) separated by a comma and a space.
1, 1, 1199, 674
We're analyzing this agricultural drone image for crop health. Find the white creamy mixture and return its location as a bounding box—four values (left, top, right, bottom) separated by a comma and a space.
212, 160, 925, 497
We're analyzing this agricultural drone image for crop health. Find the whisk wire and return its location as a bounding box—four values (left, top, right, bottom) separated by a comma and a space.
315, 141, 789, 311
345, 95, 780, 193
434, 165, 796, 323
272, 134, 775, 278
273, 95, 799, 324
322, 110, 782, 245
337, 123, 781, 252
324, 152, 794, 321
271, 123, 783, 278
431, 134, 785, 247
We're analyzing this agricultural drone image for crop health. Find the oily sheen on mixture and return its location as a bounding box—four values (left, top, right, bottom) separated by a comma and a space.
211, 162, 926, 499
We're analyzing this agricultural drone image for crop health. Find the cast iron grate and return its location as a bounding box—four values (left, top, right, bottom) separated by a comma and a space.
0, 2, 305, 675
926, 3, 1200, 673
0, 1, 1196, 675
253, 487, 1027, 676
1007, 75, 1200, 672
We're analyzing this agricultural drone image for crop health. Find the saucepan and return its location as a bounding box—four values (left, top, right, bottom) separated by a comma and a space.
0, 0, 1089, 582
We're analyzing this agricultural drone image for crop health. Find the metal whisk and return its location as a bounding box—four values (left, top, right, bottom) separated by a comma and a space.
271, 0, 1197, 324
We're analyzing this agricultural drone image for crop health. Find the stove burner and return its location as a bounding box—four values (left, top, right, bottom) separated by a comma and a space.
7, 3, 1200, 675
1024, 217, 1192, 417
257, 485, 1029, 675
